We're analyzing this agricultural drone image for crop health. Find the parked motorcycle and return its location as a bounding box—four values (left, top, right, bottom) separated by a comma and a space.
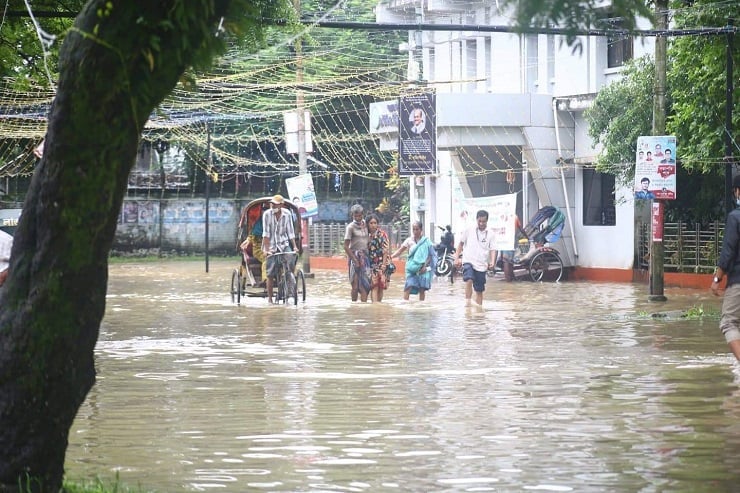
434, 244, 455, 277
434, 225, 456, 277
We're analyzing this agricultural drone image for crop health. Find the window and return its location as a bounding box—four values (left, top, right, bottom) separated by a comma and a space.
605, 17, 633, 68
465, 39, 477, 92
525, 34, 538, 92
484, 37, 491, 90
428, 46, 435, 82
582, 168, 616, 226
607, 34, 633, 68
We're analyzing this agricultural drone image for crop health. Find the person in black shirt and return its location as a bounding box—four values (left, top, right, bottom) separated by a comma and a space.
440, 225, 454, 251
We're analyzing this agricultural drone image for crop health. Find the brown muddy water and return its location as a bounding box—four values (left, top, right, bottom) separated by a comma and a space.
64, 259, 740, 492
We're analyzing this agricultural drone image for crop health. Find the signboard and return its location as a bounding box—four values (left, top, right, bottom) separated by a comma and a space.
486, 193, 518, 251
369, 100, 399, 152
398, 92, 436, 176
369, 100, 398, 134
285, 173, 318, 218
456, 193, 517, 251
0, 208, 22, 235
634, 135, 677, 200
283, 110, 313, 154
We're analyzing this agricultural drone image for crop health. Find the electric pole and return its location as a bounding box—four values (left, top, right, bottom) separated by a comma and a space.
649, 0, 668, 302
725, 18, 735, 214
294, 0, 311, 274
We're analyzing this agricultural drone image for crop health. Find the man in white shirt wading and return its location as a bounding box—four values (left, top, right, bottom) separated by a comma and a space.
453, 210, 497, 306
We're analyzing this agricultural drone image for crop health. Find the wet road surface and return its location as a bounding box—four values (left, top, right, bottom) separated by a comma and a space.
65, 259, 740, 492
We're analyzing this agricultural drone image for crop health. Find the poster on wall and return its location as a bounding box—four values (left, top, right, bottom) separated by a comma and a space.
398, 92, 436, 176
285, 173, 319, 218
634, 135, 677, 200
456, 193, 517, 251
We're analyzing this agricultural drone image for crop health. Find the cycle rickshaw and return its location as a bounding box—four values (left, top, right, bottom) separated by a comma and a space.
230, 196, 306, 305
497, 205, 565, 282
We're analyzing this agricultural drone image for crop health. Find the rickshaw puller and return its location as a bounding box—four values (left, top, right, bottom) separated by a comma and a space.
262, 194, 298, 304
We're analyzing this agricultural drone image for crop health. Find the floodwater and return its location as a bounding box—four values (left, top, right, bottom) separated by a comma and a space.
65, 259, 740, 492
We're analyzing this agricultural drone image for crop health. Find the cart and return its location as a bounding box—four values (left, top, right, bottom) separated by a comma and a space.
230, 197, 306, 304
498, 206, 565, 282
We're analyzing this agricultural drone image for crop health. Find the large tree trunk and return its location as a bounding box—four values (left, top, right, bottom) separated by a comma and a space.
0, 2, 231, 491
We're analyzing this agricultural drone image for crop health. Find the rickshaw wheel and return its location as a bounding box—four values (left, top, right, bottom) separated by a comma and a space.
529, 250, 563, 282
286, 271, 298, 306
296, 270, 306, 302
231, 269, 241, 304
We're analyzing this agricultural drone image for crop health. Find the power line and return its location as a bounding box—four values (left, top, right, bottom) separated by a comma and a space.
5, 10, 738, 37
289, 20, 739, 37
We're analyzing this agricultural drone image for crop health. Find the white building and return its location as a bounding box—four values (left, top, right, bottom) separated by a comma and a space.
374, 0, 655, 273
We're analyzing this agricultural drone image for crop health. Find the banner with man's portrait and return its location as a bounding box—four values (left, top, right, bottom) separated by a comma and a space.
398, 93, 436, 176
634, 135, 677, 201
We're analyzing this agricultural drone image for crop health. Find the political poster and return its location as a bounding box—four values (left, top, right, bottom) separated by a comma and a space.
398, 92, 436, 176
286, 173, 319, 218
634, 135, 677, 201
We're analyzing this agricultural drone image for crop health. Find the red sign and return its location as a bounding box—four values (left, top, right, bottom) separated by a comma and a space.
657, 165, 675, 178
651, 202, 664, 242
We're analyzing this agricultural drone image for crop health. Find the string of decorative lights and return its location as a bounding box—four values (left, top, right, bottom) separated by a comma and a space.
0, 0, 737, 186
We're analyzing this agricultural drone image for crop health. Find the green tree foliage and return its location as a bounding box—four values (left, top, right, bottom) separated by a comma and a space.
667, 0, 740, 174
585, 56, 726, 222
0, 0, 83, 85
585, 0, 738, 222
585, 57, 654, 181
502, 0, 653, 46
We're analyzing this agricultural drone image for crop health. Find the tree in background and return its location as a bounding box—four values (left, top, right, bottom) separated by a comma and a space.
667, 0, 739, 174
503, 0, 653, 46
0, 1, 292, 491
586, 56, 655, 180
585, 0, 738, 223
0, 1, 81, 84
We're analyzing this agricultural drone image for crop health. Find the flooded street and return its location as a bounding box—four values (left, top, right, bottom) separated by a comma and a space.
65, 259, 740, 492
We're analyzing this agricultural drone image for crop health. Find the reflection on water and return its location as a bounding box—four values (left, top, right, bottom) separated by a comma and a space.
66, 259, 740, 492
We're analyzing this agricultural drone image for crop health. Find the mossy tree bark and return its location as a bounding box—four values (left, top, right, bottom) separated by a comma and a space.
0, 1, 288, 491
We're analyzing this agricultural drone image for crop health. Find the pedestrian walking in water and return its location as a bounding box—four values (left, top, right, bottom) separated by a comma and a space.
711, 174, 740, 362
454, 209, 497, 306
344, 204, 370, 302
392, 221, 434, 301
366, 213, 392, 302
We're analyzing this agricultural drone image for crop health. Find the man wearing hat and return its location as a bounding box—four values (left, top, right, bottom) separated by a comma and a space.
262, 194, 298, 303
711, 174, 740, 362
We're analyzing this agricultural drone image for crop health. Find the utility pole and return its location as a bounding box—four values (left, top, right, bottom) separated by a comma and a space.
294, 0, 311, 275
205, 121, 211, 274
415, 5, 423, 82
725, 18, 735, 214
649, 0, 668, 302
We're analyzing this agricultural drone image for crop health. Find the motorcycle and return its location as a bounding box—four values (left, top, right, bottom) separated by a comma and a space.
434, 245, 456, 277
434, 225, 456, 277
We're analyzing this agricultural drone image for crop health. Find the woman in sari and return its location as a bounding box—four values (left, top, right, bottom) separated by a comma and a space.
366, 213, 391, 302
343, 204, 371, 302
399, 221, 434, 301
